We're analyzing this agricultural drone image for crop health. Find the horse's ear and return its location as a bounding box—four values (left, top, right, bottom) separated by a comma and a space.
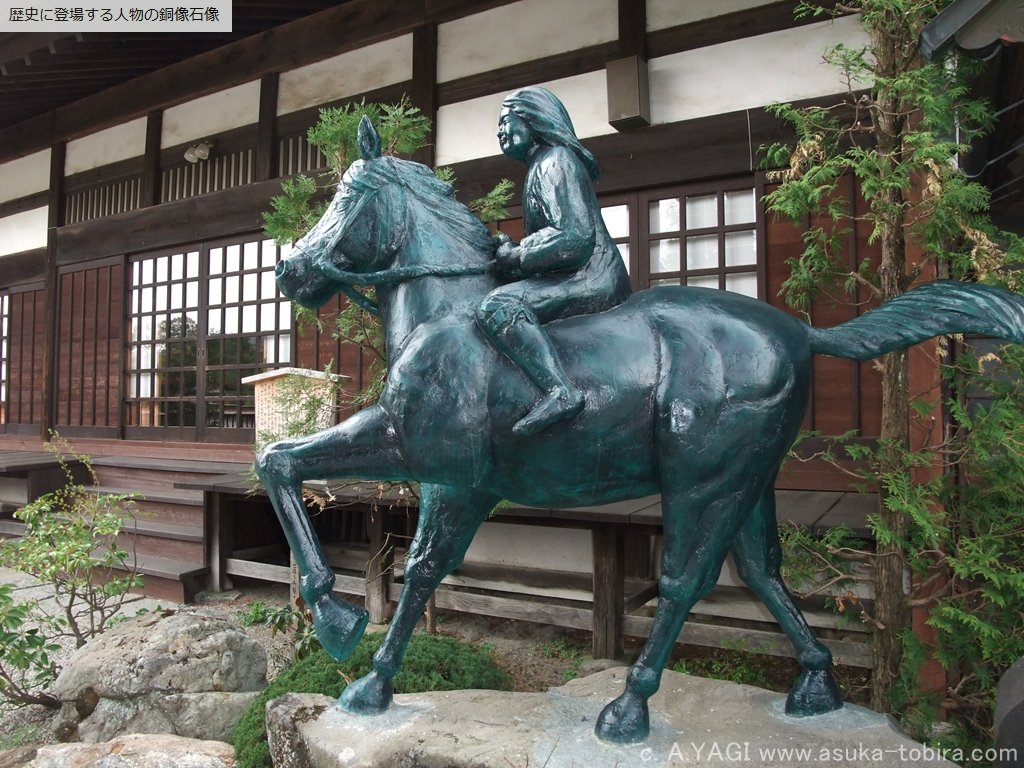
358, 115, 383, 161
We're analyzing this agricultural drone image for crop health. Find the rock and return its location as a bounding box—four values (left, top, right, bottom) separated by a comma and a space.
267, 668, 960, 768
53, 609, 266, 743
26, 733, 234, 767
0, 746, 38, 768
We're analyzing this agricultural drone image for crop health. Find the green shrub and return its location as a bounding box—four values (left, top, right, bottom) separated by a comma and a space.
0, 436, 142, 710
232, 631, 513, 768
671, 646, 773, 690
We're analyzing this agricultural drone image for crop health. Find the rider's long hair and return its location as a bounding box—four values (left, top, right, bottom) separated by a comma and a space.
503, 86, 599, 181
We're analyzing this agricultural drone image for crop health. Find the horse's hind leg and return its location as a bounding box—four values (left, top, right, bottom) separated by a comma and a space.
731, 484, 843, 715
595, 477, 757, 744
339, 483, 500, 714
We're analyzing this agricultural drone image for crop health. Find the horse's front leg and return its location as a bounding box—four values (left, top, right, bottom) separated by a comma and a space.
255, 405, 405, 661
339, 484, 499, 714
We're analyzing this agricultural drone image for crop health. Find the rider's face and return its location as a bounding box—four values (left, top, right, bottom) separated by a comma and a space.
497, 108, 534, 162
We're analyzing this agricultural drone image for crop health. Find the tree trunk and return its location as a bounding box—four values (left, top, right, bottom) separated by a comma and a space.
865, 7, 914, 712
870, 181, 912, 711
873, 349, 910, 709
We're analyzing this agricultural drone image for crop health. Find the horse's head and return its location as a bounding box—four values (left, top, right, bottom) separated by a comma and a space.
276, 116, 408, 308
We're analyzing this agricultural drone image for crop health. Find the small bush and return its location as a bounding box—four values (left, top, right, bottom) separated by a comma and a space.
232, 631, 513, 768
671, 646, 773, 690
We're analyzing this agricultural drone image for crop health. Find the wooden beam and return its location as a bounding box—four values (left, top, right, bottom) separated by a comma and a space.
0, 191, 48, 219
424, 0, 517, 23
439, 42, 619, 107
55, 177, 283, 265
0, 248, 47, 287
0, 0, 428, 162
647, 0, 844, 59
64, 155, 145, 193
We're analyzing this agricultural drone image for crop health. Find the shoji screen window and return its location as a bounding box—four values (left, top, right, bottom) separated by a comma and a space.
641, 182, 763, 298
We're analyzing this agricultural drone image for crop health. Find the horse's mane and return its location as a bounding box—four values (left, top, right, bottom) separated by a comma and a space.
345, 156, 497, 258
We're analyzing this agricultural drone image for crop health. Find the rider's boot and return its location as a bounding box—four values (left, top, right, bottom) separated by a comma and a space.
478, 298, 584, 435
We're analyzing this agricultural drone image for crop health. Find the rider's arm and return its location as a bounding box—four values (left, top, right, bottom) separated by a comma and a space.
510, 147, 597, 276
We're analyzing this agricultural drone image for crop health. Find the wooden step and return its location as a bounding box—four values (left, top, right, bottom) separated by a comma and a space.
122, 518, 204, 543
91, 456, 248, 475
80, 486, 203, 507
118, 554, 209, 603
0, 519, 27, 537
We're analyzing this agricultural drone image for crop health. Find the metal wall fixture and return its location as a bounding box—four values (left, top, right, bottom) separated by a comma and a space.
184, 140, 213, 163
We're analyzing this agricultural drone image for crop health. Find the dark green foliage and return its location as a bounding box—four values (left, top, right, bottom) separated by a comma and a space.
231, 632, 513, 768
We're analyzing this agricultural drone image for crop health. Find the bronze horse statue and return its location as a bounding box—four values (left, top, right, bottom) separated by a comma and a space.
256, 116, 1024, 743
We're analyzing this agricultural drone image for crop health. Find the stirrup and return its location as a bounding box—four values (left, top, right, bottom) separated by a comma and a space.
513, 387, 584, 436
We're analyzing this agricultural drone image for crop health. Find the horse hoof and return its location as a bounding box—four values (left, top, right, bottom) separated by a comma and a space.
594, 692, 650, 744
310, 593, 368, 662
338, 670, 394, 715
785, 669, 844, 716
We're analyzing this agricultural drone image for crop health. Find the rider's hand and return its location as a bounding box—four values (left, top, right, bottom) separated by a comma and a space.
496, 240, 525, 277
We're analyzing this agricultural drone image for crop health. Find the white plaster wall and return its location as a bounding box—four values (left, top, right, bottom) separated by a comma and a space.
0, 207, 48, 257
647, 0, 779, 31
65, 117, 147, 176
463, 521, 592, 573
277, 35, 414, 116
435, 71, 609, 166
438, 0, 617, 83
0, 150, 50, 203
649, 16, 867, 125
162, 80, 261, 148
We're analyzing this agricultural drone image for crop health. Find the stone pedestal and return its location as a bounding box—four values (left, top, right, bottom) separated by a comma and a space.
266, 668, 959, 768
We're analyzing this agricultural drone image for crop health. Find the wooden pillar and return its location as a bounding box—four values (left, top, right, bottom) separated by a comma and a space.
624, 528, 653, 580
617, 0, 646, 58
365, 508, 394, 624
411, 23, 438, 168
592, 523, 625, 659
205, 490, 234, 593
141, 111, 163, 208
256, 73, 280, 183
41, 142, 65, 439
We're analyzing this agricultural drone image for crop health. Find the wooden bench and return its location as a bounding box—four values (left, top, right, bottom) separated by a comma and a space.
180, 473, 873, 667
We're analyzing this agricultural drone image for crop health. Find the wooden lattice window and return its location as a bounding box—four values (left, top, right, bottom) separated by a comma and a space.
125, 237, 293, 442
639, 180, 764, 298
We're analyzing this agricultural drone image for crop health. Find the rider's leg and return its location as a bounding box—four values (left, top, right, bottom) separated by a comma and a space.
475, 290, 583, 435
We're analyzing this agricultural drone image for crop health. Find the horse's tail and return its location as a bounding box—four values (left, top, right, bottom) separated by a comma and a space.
806, 280, 1024, 361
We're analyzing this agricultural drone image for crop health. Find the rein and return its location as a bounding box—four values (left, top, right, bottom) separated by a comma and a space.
312, 256, 496, 286
301, 248, 496, 317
